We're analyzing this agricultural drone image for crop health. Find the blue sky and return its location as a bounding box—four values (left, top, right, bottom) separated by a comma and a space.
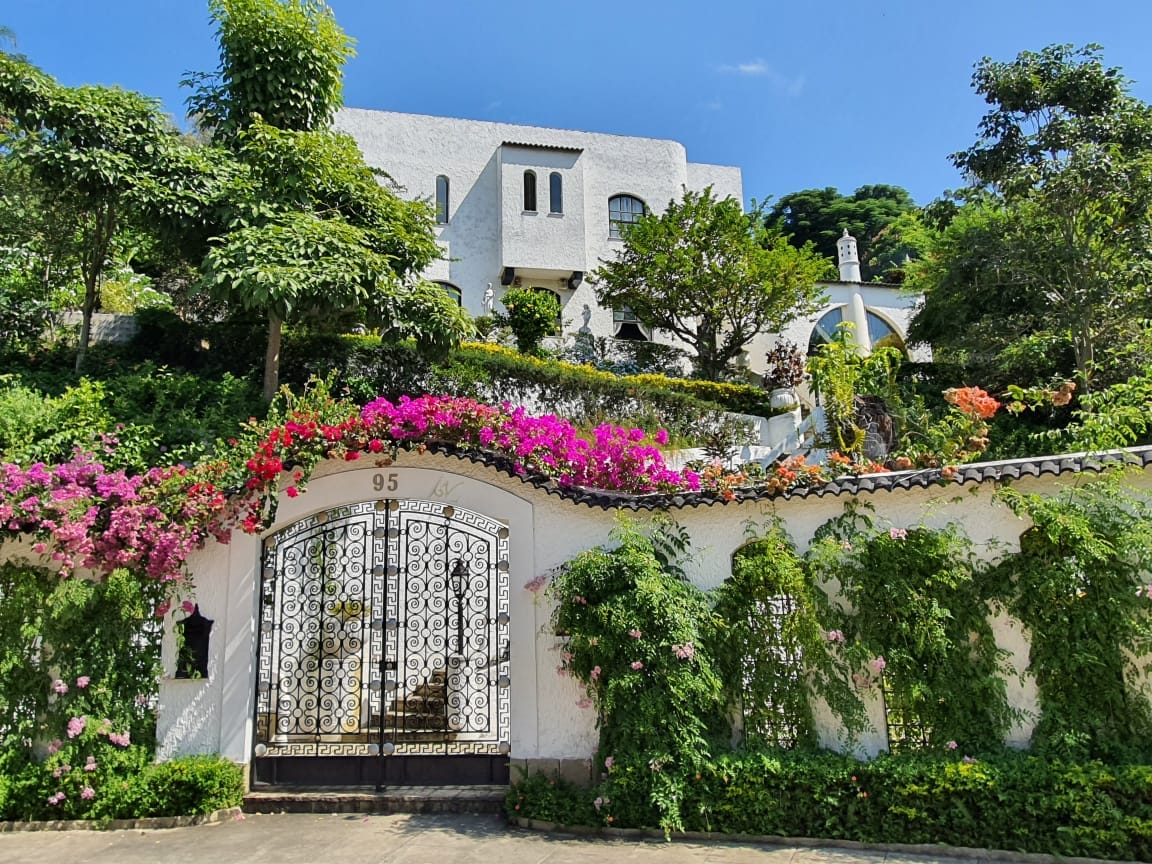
6, 1, 1152, 207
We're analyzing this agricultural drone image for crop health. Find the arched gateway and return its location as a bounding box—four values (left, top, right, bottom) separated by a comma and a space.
251, 498, 511, 786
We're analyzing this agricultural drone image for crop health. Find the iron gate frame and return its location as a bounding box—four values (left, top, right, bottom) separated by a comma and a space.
251, 499, 511, 786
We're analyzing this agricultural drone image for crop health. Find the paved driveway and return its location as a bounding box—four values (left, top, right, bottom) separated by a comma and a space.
0, 812, 976, 864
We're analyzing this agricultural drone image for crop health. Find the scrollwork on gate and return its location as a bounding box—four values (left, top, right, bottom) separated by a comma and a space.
253, 500, 510, 760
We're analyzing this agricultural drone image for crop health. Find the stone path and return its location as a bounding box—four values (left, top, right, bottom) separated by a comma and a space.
0, 811, 986, 864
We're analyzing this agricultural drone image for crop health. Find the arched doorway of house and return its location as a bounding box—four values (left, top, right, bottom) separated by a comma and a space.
251, 498, 511, 786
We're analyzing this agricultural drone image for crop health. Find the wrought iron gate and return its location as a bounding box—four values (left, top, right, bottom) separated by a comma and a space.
251, 499, 511, 786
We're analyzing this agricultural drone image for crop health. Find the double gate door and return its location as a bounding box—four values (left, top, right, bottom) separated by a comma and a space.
251, 499, 511, 786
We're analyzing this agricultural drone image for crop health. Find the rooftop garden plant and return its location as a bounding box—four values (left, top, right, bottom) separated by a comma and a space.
762, 340, 806, 391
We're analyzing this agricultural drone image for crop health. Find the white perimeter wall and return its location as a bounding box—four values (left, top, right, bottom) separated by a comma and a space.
146, 453, 1152, 765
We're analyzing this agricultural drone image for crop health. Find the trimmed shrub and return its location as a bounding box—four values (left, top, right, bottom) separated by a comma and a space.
279, 336, 773, 447
92, 756, 244, 819
0, 755, 243, 822
498, 286, 560, 355
510, 751, 1152, 861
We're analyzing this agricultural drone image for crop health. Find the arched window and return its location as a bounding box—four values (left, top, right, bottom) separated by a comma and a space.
434, 281, 462, 306
807, 306, 907, 356
523, 170, 537, 212
608, 194, 646, 239
435, 175, 449, 224
549, 172, 563, 214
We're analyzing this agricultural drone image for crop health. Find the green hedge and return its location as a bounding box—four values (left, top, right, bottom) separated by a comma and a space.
279, 335, 776, 446
93, 755, 245, 819
0, 365, 262, 471
0, 755, 244, 822
509, 751, 1152, 861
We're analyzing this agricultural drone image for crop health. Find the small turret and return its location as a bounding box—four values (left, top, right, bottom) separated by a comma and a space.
836, 229, 862, 282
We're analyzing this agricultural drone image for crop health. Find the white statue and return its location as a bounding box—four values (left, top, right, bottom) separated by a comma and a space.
482, 283, 494, 315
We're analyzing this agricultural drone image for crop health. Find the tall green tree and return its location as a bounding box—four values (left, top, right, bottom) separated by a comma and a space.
953, 43, 1152, 192
184, 0, 353, 142
906, 200, 1077, 385
767, 184, 916, 280
863, 209, 933, 283
593, 187, 829, 381
0, 56, 229, 372
186, 0, 466, 400
914, 44, 1152, 392
201, 121, 463, 398
0, 157, 84, 352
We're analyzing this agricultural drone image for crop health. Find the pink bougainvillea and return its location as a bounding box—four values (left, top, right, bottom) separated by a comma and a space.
359, 395, 691, 495
0, 392, 897, 589
0, 451, 232, 583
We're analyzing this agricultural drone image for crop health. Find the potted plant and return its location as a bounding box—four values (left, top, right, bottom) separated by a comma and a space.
763, 340, 805, 411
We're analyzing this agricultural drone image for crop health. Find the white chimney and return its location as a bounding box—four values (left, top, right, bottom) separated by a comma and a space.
836, 229, 862, 282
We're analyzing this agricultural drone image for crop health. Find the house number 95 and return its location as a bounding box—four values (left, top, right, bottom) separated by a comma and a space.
372, 472, 399, 493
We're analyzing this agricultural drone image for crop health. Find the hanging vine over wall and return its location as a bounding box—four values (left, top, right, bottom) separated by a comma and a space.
807, 504, 1014, 752
991, 473, 1152, 760
712, 523, 866, 750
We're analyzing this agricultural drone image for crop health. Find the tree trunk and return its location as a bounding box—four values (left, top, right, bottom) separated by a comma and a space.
1070, 315, 1095, 397
74, 268, 98, 375
693, 322, 726, 381
263, 311, 283, 402
74, 206, 115, 375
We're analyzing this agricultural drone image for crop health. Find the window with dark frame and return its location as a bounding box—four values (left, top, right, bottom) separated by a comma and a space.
549, 172, 563, 214
612, 306, 649, 342
435, 174, 450, 224
523, 170, 537, 212
608, 194, 646, 239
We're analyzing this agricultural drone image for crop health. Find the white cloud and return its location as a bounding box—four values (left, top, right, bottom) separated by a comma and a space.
717, 58, 805, 97
735, 60, 769, 75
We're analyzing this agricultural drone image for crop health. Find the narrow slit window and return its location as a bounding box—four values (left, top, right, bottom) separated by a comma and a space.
523, 170, 537, 212
435, 175, 450, 224
549, 172, 563, 214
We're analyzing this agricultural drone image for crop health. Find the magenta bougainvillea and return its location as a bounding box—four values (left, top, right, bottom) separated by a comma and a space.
361, 395, 690, 493
0, 392, 889, 588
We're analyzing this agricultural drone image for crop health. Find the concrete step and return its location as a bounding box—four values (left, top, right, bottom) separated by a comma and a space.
383, 712, 450, 730
244, 784, 507, 816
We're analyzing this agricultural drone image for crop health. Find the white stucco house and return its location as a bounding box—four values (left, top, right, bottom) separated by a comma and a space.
335, 109, 920, 376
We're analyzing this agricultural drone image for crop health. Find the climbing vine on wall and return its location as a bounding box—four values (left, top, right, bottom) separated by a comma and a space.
991, 473, 1152, 760
0, 561, 165, 817
712, 522, 866, 750
548, 522, 726, 831
807, 505, 1014, 752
